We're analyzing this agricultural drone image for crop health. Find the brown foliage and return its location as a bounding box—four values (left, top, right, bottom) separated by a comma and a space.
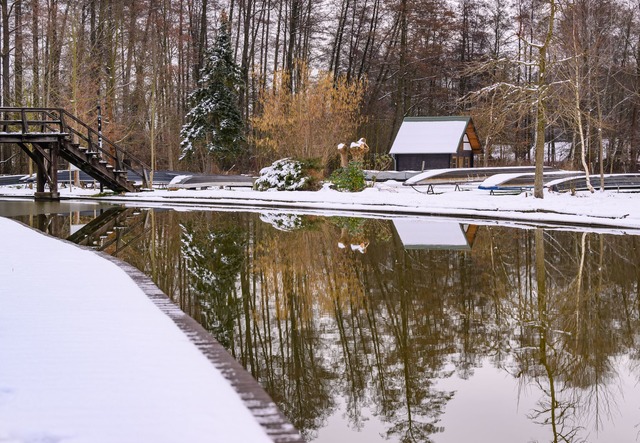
251, 64, 366, 169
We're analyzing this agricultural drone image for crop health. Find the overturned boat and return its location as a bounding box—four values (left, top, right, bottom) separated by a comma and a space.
547, 174, 640, 192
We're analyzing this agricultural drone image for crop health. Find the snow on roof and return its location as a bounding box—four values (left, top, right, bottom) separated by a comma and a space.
389, 117, 472, 155
393, 218, 470, 250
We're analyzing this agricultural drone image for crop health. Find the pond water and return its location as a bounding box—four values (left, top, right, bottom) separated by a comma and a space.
2, 199, 640, 443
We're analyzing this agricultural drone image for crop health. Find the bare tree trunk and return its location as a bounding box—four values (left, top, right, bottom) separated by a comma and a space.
273, 0, 283, 77
572, 12, 594, 193
32, 0, 39, 105
285, 0, 300, 91
239, 0, 253, 120
15, 0, 22, 105
0, 0, 9, 174
330, 0, 349, 79
391, 0, 408, 145
2, 0, 10, 106
534, 0, 556, 199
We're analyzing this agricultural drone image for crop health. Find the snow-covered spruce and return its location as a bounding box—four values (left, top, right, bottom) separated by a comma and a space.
254, 158, 310, 191
180, 14, 244, 168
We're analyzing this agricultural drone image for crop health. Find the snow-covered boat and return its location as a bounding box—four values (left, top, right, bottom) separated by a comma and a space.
404, 166, 556, 187
478, 170, 581, 192
547, 174, 640, 192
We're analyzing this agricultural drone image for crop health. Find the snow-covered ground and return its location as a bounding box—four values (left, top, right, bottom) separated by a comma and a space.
0, 217, 276, 443
1, 179, 639, 230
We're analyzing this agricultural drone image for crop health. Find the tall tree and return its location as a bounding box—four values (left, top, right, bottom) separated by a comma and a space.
533, 0, 557, 198
180, 12, 245, 173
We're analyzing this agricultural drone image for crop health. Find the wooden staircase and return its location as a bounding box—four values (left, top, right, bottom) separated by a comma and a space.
0, 107, 150, 200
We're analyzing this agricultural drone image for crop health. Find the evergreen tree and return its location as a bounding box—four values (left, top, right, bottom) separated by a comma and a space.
180, 13, 244, 172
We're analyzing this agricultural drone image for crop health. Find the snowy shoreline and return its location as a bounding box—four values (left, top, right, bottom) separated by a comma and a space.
2, 180, 640, 231
0, 217, 302, 443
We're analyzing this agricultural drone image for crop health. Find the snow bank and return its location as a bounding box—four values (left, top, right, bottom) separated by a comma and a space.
0, 217, 272, 443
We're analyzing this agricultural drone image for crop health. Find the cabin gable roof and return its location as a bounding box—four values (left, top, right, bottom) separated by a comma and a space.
389, 116, 482, 155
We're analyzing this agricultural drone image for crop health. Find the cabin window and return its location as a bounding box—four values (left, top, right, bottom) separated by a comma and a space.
463, 156, 470, 168
450, 156, 457, 168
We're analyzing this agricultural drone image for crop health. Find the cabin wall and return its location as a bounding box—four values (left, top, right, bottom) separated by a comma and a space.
395, 154, 451, 171
394, 152, 475, 171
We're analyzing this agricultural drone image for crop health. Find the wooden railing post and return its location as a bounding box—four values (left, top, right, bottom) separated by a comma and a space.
20, 109, 28, 134
58, 108, 66, 134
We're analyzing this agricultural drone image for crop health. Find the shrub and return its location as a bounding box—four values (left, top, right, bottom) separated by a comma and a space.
251, 64, 366, 168
330, 161, 366, 192
254, 158, 320, 191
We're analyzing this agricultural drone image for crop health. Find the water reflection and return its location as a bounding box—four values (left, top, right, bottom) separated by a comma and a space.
3, 202, 640, 443
392, 219, 478, 250
67, 207, 149, 255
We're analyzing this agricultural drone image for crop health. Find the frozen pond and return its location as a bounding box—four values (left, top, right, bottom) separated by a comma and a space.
3, 199, 640, 443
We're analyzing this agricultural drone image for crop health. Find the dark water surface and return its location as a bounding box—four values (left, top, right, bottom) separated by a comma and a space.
2, 199, 640, 443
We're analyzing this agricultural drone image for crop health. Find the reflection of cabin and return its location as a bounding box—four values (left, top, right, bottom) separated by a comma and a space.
392, 219, 478, 251
389, 117, 482, 171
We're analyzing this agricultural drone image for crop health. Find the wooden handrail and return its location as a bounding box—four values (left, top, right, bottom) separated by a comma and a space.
0, 107, 150, 187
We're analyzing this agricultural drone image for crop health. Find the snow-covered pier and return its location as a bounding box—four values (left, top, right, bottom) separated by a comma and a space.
0, 217, 303, 443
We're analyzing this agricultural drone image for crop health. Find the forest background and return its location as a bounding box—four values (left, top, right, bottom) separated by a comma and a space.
0, 0, 638, 176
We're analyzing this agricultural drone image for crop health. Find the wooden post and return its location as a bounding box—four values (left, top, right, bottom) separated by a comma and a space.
36, 153, 45, 193
97, 102, 103, 153
20, 108, 28, 133
49, 141, 59, 197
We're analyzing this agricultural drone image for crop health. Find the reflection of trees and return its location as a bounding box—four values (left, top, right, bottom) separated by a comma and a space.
241, 225, 342, 440
365, 234, 456, 443
179, 216, 245, 348
90, 209, 640, 443
496, 229, 640, 443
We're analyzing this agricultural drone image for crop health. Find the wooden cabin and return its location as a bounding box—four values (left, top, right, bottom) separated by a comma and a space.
389, 116, 482, 171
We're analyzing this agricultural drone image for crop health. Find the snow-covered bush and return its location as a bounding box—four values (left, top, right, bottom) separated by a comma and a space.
254, 158, 319, 191
259, 213, 304, 231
